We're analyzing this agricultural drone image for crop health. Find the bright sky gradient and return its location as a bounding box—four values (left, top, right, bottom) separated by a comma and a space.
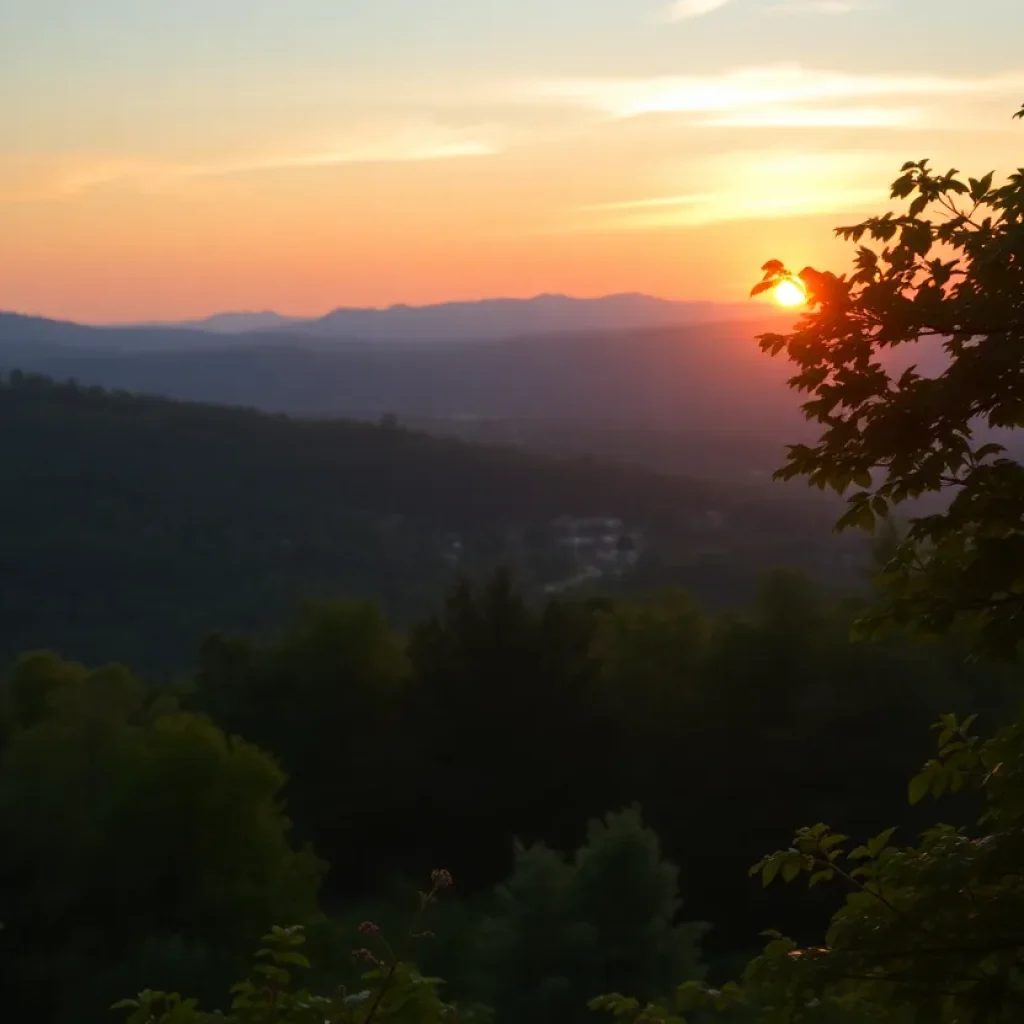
2, 0, 1023, 321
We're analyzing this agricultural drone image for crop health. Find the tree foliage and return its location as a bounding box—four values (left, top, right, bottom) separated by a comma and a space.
0, 652, 322, 1023
594, 708, 1024, 1022
0, 373, 824, 673
113, 874, 491, 1024
751, 107, 1024, 658
183, 569, 1009, 952
467, 808, 707, 1024
591, 102, 1024, 1024
193, 601, 414, 893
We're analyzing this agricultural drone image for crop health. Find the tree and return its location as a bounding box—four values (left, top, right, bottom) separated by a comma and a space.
750, 104, 1024, 658
595, 709, 1024, 1022
406, 571, 615, 891
591, 102, 1024, 1024
193, 601, 414, 900
0, 651, 322, 1024
469, 808, 706, 1024
570, 808, 707, 1004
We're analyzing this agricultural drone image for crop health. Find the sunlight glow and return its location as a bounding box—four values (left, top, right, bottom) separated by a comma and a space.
774, 278, 806, 307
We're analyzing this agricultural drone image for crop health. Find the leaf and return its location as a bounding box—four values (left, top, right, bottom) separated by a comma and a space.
275, 951, 311, 968
781, 857, 802, 884
890, 172, 916, 199
867, 826, 897, 857
908, 771, 931, 806
968, 171, 994, 202
908, 193, 929, 218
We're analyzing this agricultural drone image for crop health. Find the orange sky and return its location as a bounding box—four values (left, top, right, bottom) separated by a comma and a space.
3, 0, 1023, 322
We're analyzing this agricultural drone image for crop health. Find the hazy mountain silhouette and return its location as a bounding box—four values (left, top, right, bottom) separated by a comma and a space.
131, 311, 303, 334
0, 311, 251, 354
0, 301, 959, 436
113, 294, 785, 342
0, 315, 805, 429
272, 293, 781, 342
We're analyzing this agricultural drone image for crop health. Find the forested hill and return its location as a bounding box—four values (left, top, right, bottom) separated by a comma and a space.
0, 373, 853, 672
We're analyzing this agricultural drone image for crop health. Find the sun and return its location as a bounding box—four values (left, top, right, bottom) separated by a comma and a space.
773, 278, 806, 308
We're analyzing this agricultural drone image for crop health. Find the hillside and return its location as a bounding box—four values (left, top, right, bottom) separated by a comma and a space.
0, 373, 859, 673
0, 315, 808, 430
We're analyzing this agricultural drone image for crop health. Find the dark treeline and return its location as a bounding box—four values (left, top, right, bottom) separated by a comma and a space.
0, 372, 859, 675
0, 568, 1014, 1024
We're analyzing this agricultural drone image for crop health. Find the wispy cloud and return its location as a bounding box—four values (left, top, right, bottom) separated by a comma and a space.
661, 0, 863, 23
663, 0, 734, 19
570, 149, 898, 230
0, 128, 500, 204
191, 138, 498, 179
768, 1, 867, 12
528, 64, 1024, 127
579, 186, 883, 228
695, 105, 915, 128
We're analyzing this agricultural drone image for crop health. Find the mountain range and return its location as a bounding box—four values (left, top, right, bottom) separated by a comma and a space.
0, 291, 968, 483
0, 311, 805, 432
118, 293, 783, 343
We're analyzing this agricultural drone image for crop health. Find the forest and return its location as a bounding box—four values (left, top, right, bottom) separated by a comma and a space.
4, 115, 1024, 1024
1, 570, 1014, 1023
0, 371, 856, 673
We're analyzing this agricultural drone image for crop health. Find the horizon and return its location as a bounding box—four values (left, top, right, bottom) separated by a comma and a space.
4, 0, 1024, 322
6, 290, 782, 328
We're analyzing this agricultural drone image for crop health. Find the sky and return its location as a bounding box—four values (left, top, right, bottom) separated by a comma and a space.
2, 0, 1023, 322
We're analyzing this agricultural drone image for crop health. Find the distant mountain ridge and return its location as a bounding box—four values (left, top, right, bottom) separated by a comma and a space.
112, 293, 782, 341
0, 300, 953, 438
0, 313, 807, 430
132, 311, 302, 334
272, 293, 780, 342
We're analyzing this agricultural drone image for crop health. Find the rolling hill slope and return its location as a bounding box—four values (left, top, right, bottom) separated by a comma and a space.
0, 314, 806, 430
0, 373, 855, 673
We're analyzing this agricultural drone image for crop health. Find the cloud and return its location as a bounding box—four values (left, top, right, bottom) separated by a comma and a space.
527, 64, 1024, 126
694, 104, 915, 127
662, 0, 863, 21
768, 1, 866, 11
0, 128, 500, 204
573, 150, 891, 230
580, 186, 882, 228
191, 138, 497, 179
664, 0, 733, 19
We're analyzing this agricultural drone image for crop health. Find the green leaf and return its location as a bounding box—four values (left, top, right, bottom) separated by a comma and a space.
908, 771, 931, 806
781, 857, 802, 884
867, 826, 897, 857
275, 951, 311, 968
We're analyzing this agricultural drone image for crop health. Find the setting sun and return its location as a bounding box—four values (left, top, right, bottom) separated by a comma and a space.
773, 278, 806, 308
